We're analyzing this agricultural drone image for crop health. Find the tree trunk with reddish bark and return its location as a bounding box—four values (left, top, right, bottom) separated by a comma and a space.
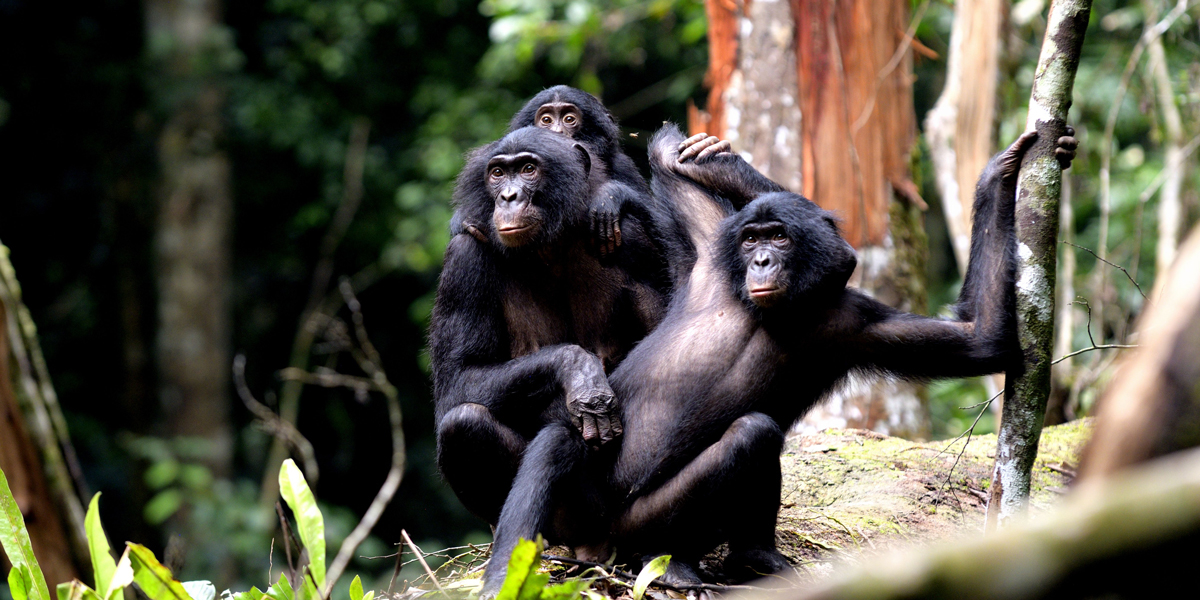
690, 0, 930, 439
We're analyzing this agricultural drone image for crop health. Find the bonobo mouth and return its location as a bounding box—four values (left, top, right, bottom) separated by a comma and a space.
748, 286, 780, 298
497, 225, 534, 236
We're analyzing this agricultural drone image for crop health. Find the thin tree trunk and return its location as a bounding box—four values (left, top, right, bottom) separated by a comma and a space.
986, 0, 1092, 530
144, 0, 234, 476
692, 0, 930, 439
1145, 0, 1187, 296
0, 243, 89, 585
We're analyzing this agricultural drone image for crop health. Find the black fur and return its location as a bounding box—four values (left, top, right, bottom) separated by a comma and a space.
431, 126, 672, 596
469, 124, 1071, 589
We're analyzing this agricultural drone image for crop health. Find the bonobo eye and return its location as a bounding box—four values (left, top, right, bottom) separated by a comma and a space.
540, 115, 553, 125
742, 234, 757, 246
563, 114, 577, 125
489, 167, 504, 179
772, 232, 788, 243
521, 162, 537, 175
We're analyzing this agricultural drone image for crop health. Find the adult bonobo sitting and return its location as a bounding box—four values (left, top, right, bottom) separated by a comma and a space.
476, 123, 1077, 591
430, 126, 671, 557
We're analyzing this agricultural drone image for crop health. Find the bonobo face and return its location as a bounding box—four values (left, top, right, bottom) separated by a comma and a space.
534, 102, 582, 138
487, 152, 544, 247
739, 221, 791, 307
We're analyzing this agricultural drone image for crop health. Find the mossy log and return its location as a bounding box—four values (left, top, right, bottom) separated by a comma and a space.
770, 420, 1090, 580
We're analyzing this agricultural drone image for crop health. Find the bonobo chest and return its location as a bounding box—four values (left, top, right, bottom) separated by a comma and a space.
500, 244, 639, 371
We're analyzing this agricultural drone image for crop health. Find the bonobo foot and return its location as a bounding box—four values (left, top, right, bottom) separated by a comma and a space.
723, 546, 792, 582
996, 127, 1078, 180
560, 346, 622, 447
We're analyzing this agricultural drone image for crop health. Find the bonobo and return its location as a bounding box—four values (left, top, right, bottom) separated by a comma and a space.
505, 85, 660, 256
430, 126, 671, 581
605, 125, 1078, 583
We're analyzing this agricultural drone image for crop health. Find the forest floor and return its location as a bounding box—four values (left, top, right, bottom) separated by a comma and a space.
401, 419, 1092, 598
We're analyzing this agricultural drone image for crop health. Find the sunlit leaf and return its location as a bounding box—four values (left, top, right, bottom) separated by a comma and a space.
0, 468, 51, 600
106, 547, 134, 600
233, 586, 266, 600
56, 580, 101, 600
9, 564, 33, 600
264, 574, 294, 600
633, 555, 670, 600
278, 459, 326, 589
126, 543, 193, 600
348, 576, 363, 600
85, 494, 116, 597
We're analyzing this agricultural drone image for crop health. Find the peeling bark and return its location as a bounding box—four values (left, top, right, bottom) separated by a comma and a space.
986, 0, 1092, 530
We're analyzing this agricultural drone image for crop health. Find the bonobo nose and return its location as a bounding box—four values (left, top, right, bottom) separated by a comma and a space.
500, 188, 519, 203
754, 252, 772, 267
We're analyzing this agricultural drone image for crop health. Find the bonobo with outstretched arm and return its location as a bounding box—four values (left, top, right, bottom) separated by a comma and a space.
603, 125, 1077, 584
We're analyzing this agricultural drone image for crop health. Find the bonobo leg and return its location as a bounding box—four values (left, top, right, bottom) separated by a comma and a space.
480, 423, 603, 596
436, 403, 527, 524
615, 413, 790, 582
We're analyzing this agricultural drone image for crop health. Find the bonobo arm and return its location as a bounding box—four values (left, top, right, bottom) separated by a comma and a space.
430, 234, 621, 443
834, 130, 1077, 378
671, 132, 786, 208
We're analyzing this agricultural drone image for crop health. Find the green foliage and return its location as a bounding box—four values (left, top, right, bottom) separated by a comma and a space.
84, 495, 116, 599
632, 555, 669, 600
126, 544, 194, 600
0, 467, 50, 600
278, 459, 327, 594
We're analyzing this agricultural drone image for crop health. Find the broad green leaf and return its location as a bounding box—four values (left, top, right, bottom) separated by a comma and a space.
264, 574, 294, 600
0, 467, 51, 600
56, 581, 101, 600
495, 537, 547, 600
126, 543, 193, 600
348, 576, 363, 600
361, 592, 374, 600
9, 563, 33, 600
182, 581, 216, 600
232, 586, 265, 600
85, 494, 116, 596
633, 555, 670, 600
106, 547, 134, 600
278, 459, 326, 588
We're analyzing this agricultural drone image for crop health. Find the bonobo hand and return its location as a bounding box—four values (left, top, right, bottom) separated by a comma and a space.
997, 126, 1078, 180
590, 184, 624, 257
559, 346, 622, 446
677, 132, 732, 163
1056, 126, 1078, 170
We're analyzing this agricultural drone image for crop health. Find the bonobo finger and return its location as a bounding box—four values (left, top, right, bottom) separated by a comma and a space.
581, 414, 599, 442
464, 223, 489, 243
679, 136, 723, 163
595, 414, 613, 443
1066, 125, 1075, 138
696, 139, 732, 162
612, 220, 622, 248
679, 133, 708, 150
1058, 135, 1078, 151
1056, 147, 1076, 170
609, 413, 623, 437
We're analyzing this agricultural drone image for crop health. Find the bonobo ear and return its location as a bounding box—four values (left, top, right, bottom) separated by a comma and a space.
573, 143, 592, 176
790, 216, 857, 305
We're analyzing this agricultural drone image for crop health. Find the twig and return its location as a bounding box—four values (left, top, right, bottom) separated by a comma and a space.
1061, 242, 1147, 299
1045, 464, 1077, 479
1052, 344, 1138, 365
234, 355, 319, 485
275, 502, 297, 577
261, 119, 373, 507
401, 530, 445, 593
387, 540, 404, 596
325, 281, 407, 591
1138, 132, 1200, 204
937, 388, 1002, 509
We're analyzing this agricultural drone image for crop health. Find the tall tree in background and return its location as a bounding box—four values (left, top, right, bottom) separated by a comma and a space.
144, 0, 235, 476
690, 0, 929, 438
